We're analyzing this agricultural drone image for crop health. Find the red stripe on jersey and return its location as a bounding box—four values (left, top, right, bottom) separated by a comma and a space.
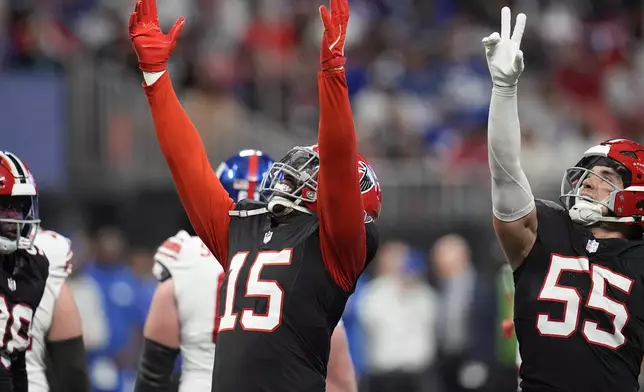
247, 152, 259, 197
212, 271, 225, 343
161, 240, 182, 254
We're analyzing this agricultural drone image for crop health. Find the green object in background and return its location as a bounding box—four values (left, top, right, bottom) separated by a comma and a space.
496, 264, 517, 366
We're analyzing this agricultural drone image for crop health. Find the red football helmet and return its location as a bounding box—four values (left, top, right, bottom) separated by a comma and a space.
260, 145, 382, 220
0, 151, 40, 253
560, 139, 644, 226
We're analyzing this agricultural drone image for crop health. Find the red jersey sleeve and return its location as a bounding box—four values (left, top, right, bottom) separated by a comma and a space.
144, 72, 234, 269
316, 70, 366, 292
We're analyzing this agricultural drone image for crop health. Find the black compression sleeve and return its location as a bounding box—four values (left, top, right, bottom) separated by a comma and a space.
134, 338, 179, 392
46, 336, 90, 392
11, 351, 27, 392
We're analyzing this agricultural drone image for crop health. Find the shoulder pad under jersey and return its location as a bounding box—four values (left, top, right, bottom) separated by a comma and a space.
33, 229, 73, 278
613, 240, 644, 259
153, 230, 221, 282
535, 198, 566, 212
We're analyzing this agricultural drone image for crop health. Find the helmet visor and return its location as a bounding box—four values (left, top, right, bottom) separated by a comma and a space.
260, 147, 319, 203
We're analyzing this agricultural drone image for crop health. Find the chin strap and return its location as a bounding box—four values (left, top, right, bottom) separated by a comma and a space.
228, 197, 314, 218
228, 208, 269, 217
569, 200, 636, 226
267, 196, 313, 216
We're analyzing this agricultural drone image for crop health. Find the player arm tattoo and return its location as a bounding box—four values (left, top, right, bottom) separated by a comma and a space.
316, 69, 367, 292
144, 73, 234, 265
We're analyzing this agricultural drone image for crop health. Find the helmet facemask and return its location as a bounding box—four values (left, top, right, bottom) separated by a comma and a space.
260, 147, 319, 216
560, 156, 631, 226
0, 195, 40, 254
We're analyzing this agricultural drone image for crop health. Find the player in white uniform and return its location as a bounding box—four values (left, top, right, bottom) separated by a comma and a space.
149, 230, 222, 391
134, 150, 358, 392
26, 229, 90, 392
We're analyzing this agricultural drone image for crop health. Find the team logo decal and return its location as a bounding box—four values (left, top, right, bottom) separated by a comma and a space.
358, 161, 375, 194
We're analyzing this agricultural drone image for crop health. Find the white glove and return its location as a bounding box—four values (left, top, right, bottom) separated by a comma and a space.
482, 7, 527, 88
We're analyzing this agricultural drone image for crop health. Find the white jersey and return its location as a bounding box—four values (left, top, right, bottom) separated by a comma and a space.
26, 229, 73, 392
153, 230, 224, 392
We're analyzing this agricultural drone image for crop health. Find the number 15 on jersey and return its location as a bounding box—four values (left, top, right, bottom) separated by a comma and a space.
218, 249, 293, 333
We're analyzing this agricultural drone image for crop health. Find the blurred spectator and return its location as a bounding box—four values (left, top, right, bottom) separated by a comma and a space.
358, 241, 438, 392
431, 234, 496, 392
69, 227, 148, 392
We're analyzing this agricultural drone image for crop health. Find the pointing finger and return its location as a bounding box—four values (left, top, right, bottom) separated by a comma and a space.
501, 6, 511, 40
149, 0, 159, 24
319, 5, 331, 30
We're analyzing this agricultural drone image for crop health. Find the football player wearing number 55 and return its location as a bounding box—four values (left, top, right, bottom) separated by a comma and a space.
485, 6, 644, 392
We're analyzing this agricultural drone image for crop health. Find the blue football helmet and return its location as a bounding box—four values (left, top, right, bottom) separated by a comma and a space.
216, 149, 274, 202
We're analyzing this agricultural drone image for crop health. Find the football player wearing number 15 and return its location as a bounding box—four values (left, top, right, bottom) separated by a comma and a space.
135, 150, 360, 392
486, 6, 644, 392
129, 0, 380, 390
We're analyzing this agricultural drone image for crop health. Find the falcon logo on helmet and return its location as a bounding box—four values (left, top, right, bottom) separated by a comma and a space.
260, 145, 382, 220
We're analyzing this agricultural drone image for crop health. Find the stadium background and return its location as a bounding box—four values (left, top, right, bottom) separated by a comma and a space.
1, 0, 642, 390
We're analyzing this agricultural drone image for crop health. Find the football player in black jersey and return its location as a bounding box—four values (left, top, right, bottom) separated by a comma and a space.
0, 150, 49, 391
485, 6, 644, 392
129, 0, 380, 390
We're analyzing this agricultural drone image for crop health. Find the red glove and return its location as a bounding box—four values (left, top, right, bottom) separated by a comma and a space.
319, 0, 348, 71
129, 0, 185, 72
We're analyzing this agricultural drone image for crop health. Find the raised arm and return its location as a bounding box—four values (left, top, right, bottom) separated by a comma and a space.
129, 0, 233, 265
316, 0, 366, 292
483, 7, 536, 270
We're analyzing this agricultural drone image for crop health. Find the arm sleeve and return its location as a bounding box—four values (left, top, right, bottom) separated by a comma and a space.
46, 336, 90, 392
134, 338, 180, 392
10, 351, 26, 392
143, 72, 234, 267
488, 85, 535, 221
316, 70, 366, 292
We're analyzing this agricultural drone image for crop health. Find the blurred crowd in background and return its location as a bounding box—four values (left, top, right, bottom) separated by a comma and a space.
0, 0, 643, 391
3, 0, 643, 164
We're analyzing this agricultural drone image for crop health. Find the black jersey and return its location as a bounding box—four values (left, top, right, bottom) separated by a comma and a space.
212, 200, 378, 392
514, 199, 644, 392
0, 247, 49, 391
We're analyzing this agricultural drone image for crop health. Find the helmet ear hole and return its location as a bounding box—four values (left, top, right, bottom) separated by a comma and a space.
636, 200, 644, 211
